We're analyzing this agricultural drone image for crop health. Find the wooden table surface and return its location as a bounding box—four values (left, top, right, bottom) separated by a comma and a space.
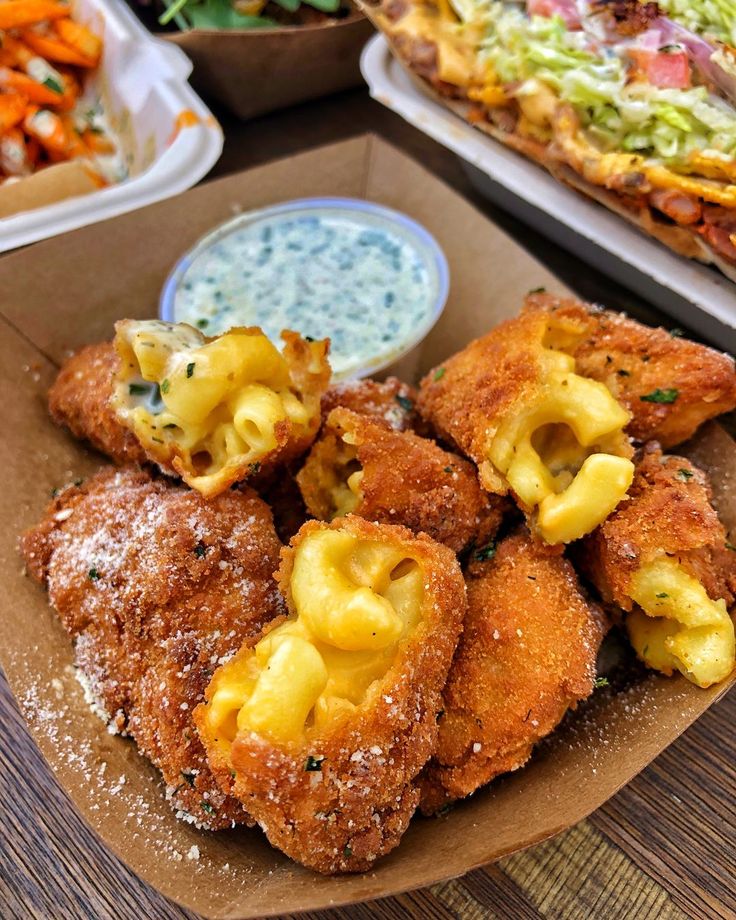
2, 88, 735, 920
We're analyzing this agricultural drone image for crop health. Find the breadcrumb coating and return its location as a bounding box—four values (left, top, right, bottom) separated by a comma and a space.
297, 407, 506, 553
525, 292, 736, 448
420, 528, 605, 814
20, 466, 285, 830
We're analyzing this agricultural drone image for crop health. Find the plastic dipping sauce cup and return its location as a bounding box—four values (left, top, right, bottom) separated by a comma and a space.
160, 197, 449, 381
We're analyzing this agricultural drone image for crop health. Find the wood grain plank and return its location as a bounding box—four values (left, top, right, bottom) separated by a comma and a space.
500, 821, 686, 920
591, 692, 736, 920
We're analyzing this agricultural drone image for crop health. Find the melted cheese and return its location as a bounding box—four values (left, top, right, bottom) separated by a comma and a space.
202, 528, 425, 747
627, 557, 735, 688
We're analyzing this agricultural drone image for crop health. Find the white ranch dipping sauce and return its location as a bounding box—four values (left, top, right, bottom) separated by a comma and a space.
163, 199, 448, 379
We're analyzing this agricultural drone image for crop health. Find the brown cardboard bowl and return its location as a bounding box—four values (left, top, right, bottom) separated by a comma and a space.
166, 11, 375, 120
1, 134, 734, 918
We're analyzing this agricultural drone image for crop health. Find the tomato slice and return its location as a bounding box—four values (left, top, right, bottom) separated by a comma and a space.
629, 48, 691, 89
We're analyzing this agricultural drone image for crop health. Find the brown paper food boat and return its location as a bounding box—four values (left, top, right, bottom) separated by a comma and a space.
0, 135, 734, 918
166, 11, 375, 120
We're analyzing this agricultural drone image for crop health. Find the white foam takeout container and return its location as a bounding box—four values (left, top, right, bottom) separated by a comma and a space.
0, 0, 223, 252
361, 34, 736, 350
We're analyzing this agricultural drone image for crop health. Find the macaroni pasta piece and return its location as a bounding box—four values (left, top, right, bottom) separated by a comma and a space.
112, 320, 330, 497
579, 446, 736, 688
418, 305, 635, 544
195, 515, 466, 873
627, 558, 735, 688
297, 407, 505, 553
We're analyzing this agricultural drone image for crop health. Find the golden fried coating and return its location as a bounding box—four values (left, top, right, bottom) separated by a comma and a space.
20, 466, 285, 829
321, 376, 424, 433
578, 445, 736, 687
417, 304, 634, 544
526, 291, 736, 448
297, 407, 505, 554
579, 446, 735, 611
48, 342, 147, 465
195, 515, 466, 873
419, 528, 605, 815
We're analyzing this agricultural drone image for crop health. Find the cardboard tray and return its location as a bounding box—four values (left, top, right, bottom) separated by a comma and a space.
166, 13, 375, 120
1, 134, 734, 918
361, 34, 736, 351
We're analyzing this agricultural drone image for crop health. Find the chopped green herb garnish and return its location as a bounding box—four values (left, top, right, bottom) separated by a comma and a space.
186, 362, 195, 378
528, 286, 546, 294
670, 328, 684, 337
200, 801, 214, 815
88, 567, 100, 581
594, 677, 609, 688
343, 845, 352, 858
676, 468, 694, 481
305, 335, 315, 342
161, 379, 171, 394
656, 592, 669, 599
196, 318, 209, 329
128, 383, 148, 396
395, 394, 414, 413
193, 542, 206, 558
444, 466, 453, 474
181, 771, 195, 787
304, 755, 324, 772
43, 76, 63, 94
640, 388, 678, 404
433, 367, 446, 382
474, 541, 497, 562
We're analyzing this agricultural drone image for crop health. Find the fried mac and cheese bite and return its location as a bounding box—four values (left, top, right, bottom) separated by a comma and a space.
297, 408, 505, 554
49, 342, 148, 466
20, 466, 285, 829
526, 292, 736, 448
419, 528, 606, 815
579, 446, 736, 688
112, 320, 330, 497
417, 306, 635, 544
195, 515, 466, 873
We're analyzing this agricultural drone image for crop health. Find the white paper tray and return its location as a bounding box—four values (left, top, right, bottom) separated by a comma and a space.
0, 0, 223, 252
361, 34, 736, 349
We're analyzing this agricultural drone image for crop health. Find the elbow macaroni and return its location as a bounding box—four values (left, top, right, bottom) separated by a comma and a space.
112, 320, 329, 498
627, 557, 736, 688
202, 525, 425, 748
487, 320, 634, 544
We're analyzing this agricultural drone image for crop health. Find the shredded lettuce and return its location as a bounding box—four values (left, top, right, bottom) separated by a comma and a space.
656, 0, 736, 47
468, 4, 736, 162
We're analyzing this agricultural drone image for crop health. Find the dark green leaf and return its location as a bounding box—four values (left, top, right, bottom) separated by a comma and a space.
474, 541, 496, 562
194, 542, 206, 558
676, 468, 693, 481
594, 676, 609, 688
433, 367, 446, 382
640, 388, 678, 404
88, 567, 100, 581
42, 76, 63, 95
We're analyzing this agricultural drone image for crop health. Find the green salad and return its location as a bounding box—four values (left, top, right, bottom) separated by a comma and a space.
454, 0, 736, 163
159, 0, 342, 30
